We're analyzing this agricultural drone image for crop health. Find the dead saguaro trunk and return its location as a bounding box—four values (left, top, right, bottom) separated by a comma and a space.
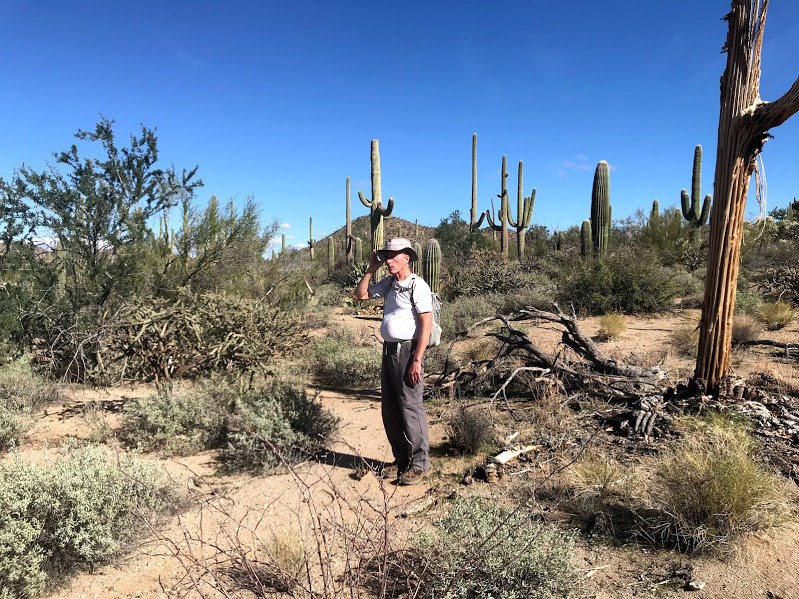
695, 0, 799, 392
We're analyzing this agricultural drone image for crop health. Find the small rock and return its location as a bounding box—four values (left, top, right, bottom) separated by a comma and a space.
686, 579, 706, 591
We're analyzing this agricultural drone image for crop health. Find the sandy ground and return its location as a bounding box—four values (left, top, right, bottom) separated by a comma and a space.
7, 307, 799, 598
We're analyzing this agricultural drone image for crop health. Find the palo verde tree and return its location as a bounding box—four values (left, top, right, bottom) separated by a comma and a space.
14, 117, 202, 309
695, 0, 799, 392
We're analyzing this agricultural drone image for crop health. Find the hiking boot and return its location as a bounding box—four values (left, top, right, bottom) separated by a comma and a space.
378, 462, 406, 479
398, 467, 431, 486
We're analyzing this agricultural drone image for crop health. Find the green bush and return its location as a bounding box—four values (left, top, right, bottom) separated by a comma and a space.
220, 381, 339, 473
120, 379, 339, 473
446, 249, 529, 299
440, 295, 496, 338
557, 250, 683, 315
120, 389, 225, 455
0, 358, 60, 451
0, 444, 176, 598
308, 328, 381, 389
411, 497, 580, 598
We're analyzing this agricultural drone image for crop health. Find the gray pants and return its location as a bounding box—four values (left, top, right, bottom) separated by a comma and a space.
381, 340, 430, 472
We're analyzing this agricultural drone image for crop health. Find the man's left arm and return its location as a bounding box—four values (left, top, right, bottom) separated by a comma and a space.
407, 311, 432, 386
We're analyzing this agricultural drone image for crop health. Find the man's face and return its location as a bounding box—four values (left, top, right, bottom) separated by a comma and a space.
383, 250, 410, 274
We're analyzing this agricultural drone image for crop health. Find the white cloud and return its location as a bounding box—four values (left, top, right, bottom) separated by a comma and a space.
280, 223, 292, 229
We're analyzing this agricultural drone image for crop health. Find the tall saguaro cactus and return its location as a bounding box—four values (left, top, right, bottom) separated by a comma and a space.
486, 155, 510, 258
470, 133, 486, 232
649, 199, 661, 230
681, 145, 712, 227
354, 237, 363, 264
328, 236, 335, 274
358, 140, 395, 252
590, 161, 611, 258
308, 217, 315, 259
507, 160, 535, 260
345, 177, 353, 263
413, 241, 423, 273
423, 238, 442, 295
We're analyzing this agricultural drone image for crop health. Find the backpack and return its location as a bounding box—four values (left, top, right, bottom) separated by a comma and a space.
410, 277, 442, 348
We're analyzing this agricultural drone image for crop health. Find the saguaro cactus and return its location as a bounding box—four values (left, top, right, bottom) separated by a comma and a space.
413, 241, 423, 273
423, 238, 442, 295
281, 233, 286, 255
470, 133, 486, 232
486, 155, 510, 258
590, 161, 611, 258
358, 139, 395, 252
649, 199, 661, 230
580, 220, 592, 258
354, 237, 363, 264
308, 217, 315, 259
345, 177, 353, 263
681, 145, 711, 227
328, 236, 335, 274
507, 160, 535, 260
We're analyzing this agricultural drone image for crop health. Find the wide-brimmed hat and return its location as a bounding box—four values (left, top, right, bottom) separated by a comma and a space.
377, 237, 418, 261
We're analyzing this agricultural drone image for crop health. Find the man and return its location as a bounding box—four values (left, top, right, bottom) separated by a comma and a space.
353, 237, 433, 485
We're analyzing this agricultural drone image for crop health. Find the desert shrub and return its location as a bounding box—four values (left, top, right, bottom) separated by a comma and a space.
735, 289, 763, 315
0, 358, 60, 451
755, 265, 799, 306
120, 389, 225, 455
0, 443, 176, 598
440, 295, 496, 338
444, 403, 493, 455
596, 313, 626, 340
220, 380, 339, 473
492, 272, 555, 313
446, 249, 528, 299
312, 283, 342, 307
759, 300, 795, 330
557, 250, 682, 315
36, 289, 305, 385
731, 313, 762, 346
649, 413, 787, 552
410, 497, 580, 598
670, 325, 699, 357
308, 328, 380, 389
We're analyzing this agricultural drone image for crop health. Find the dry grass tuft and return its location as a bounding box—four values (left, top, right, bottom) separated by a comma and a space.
444, 403, 494, 455
647, 413, 789, 552
731, 313, 762, 346
596, 313, 626, 340
572, 450, 634, 502
670, 325, 699, 357
759, 300, 795, 331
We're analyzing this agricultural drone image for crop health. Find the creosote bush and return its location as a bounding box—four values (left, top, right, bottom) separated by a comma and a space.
558, 249, 682, 315
411, 496, 580, 598
308, 327, 381, 389
0, 443, 176, 598
444, 403, 493, 455
649, 413, 788, 552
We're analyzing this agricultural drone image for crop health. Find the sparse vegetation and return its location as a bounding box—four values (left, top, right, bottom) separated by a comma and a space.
0, 358, 60, 451
410, 496, 581, 598
731, 312, 762, 346
307, 327, 381, 389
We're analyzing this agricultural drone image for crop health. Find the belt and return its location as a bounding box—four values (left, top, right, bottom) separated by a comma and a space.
383, 339, 416, 356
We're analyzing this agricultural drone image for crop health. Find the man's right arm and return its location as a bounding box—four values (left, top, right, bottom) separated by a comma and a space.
352, 252, 381, 300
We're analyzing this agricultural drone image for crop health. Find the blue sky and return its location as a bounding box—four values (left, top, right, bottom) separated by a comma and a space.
2, 1, 798, 251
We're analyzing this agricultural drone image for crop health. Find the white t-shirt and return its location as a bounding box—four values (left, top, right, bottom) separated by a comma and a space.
368, 274, 433, 342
